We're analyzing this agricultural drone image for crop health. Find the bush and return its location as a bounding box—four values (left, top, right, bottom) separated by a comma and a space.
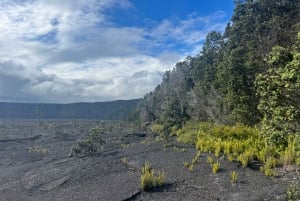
150, 124, 164, 135
69, 128, 104, 157
140, 162, 165, 191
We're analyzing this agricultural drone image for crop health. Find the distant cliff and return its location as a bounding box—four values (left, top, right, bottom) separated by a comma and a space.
0, 99, 140, 120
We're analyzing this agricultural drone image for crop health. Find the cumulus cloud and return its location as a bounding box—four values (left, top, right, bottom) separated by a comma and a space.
0, 0, 228, 103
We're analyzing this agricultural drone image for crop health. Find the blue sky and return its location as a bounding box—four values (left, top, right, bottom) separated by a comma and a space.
0, 0, 234, 103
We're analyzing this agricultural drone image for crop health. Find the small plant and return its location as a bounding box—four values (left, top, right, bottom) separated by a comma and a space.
121, 157, 128, 165
207, 156, 214, 165
183, 161, 189, 168
188, 164, 194, 171
214, 139, 222, 157
121, 143, 130, 148
227, 154, 234, 162
212, 161, 220, 174
286, 182, 299, 201
191, 151, 201, 164
230, 171, 238, 184
237, 151, 252, 167
140, 162, 165, 191
28, 146, 48, 154
260, 156, 278, 177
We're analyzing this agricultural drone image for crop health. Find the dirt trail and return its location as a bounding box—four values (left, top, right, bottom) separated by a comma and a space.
0, 120, 299, 201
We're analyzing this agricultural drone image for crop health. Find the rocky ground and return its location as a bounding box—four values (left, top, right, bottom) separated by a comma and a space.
0, 120, 299, 201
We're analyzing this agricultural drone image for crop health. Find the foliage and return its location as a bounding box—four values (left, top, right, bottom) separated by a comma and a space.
237, 151, 253, 167
175, 122, 300, 176
286, 182, 299, 201
132, 0, 300, 180
69, 128, 105, 157
134, 0, 300, 129
140, 162, 165, 191
207, 156, 214, 165
255, 36, 300, 147
150, 124, 164, 135
211, 161, 220, 174
280, 135, 300, 167
230, 171, 238, 184
260, 157, 278, 177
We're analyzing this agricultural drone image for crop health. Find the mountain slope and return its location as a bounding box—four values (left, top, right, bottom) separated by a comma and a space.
0, 99, 140, 120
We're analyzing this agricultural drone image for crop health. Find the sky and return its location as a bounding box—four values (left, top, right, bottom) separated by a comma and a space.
0, 0, 234, 103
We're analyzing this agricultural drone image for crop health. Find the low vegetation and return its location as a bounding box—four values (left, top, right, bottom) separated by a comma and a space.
286, 182, 299, 201
69, 128, 105, 157
230, 171, 238, 184
173, 122, 300, 176
140, 162, 165, 191
28, 146, 48, 154
211, 161, 220, 174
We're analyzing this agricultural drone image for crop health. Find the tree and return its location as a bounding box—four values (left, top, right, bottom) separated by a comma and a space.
255, 33, 300, 147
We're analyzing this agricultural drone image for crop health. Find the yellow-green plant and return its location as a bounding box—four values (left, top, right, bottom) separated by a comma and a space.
212, 161, 220, 174
286, 182, 299, 201
207, 156, 214, 165
214, 139, 222, 157
230, 171, 238, 184
260, 156, 278, 177
188, 164, 194, 171
176, 121, 300, 179
121, 157, 128, 165
237, 150, 253, 167
150, 124, 164, 135
227, 154, 234, 162
191, 151, 201, 164
140, 162, 165, 191
281, 136, 300, 167
183, 161, 189, 168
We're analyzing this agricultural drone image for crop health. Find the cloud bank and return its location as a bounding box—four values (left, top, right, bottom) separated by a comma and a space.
0, 0, 228, 103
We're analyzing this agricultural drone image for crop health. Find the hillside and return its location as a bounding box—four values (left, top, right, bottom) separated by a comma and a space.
0, 99, 140, 120
135, 0, 300, 128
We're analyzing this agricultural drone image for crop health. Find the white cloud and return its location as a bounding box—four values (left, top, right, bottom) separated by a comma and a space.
148, 11, 227, 56
0, 0, 228, 103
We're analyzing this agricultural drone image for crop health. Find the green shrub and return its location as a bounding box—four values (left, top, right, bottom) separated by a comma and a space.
69, 128, 104, 157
